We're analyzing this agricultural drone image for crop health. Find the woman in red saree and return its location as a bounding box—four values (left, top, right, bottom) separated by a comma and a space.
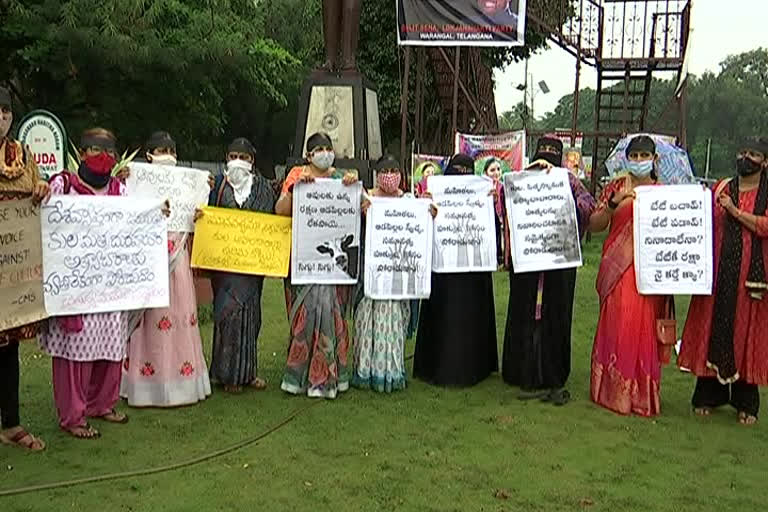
678, 137, 768, 425
589, 136, 666, 417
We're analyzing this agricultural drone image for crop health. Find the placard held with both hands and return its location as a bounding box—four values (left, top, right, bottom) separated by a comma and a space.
291, 178, 362, 285
364, 197, 433, 300
428, 175, 497, 273
504, 168, 582, 273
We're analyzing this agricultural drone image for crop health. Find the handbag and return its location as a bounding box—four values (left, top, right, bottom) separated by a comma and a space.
656, 297, 677, 365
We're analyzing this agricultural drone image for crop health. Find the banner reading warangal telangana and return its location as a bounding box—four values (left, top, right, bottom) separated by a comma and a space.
397, 0, 526, 47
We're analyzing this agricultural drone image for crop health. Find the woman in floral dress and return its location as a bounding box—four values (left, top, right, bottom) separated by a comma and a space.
120, 131, 212, 407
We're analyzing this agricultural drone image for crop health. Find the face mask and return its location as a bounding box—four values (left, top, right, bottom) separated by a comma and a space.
377, 172, 401, 194
736, 156, 762, 176
149, 153, 177, 166
0, 111, 12, 139
627, 159, 654, 178
311, 150, 335, 170
225, 158, 252, 183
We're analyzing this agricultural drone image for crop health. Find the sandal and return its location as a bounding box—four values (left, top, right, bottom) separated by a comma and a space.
63, 423, 101, 440
694, 407, 712, 416
518, 389, 549, 401
224, 384, 244, 394
550, 388, 571, 406
738, 411, 758, 426
94, 409, 129, 424
0, 428, 46, 451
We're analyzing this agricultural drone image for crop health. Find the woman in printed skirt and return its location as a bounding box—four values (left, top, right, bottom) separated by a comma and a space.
275, 132, 360, 399
120, 131, 212, 406
353, 155, 437, 392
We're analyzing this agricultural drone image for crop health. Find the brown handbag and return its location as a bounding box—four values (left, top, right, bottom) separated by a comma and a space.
656, 297, 677, 365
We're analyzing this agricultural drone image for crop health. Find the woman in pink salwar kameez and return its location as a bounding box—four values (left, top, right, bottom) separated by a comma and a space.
589, 136, 666, 417
120, 132, 211, 407
40, 128, 133, 439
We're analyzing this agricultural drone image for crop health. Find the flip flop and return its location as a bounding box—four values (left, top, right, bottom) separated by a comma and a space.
0, 428, 46, 451
94, 409, 129, 424
62, 423, 101, 440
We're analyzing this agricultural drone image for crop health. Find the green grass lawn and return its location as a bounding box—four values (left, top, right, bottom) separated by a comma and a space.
3, 239, 768, 512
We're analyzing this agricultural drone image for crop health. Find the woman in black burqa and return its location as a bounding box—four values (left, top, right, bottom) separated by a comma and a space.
413, 153, 498, 387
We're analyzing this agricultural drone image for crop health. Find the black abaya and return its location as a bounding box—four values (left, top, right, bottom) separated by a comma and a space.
502, 267, 576, 391
414, 273, 498, 387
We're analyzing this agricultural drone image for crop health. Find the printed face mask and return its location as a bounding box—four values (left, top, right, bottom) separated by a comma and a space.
311, 150, 335, 170
377, 172, 401, 193
627, 159, 654, 178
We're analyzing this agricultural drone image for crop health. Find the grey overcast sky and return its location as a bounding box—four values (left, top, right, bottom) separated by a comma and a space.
494, 0, 767, 117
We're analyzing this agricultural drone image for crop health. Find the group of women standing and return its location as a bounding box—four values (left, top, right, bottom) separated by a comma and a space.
1, 82, 766, 451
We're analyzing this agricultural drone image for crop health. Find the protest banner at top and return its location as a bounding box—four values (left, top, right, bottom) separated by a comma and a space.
291, 178, 362, 285
428, 175, 496, 273
504, 168, 582, 273
411, 153, 449, 195
397, 0, 526, 47
633, 185, 713, 295
0, 198, 48, 332
191, 207, 292, 278
125, 162, 211, 233
454, 131, 526, 177
41, 196, 170, 315
364, 197, 433, 300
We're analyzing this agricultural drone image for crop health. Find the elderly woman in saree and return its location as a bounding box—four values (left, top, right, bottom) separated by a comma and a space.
275, 132, 360, 399
413, 153, 499, 387
588, 135, 667, 417
201, 138, 276, 393
679, 137, 768, 425
121, 131, 212, 407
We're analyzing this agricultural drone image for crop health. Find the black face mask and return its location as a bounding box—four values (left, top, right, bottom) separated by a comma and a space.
737, 156, 763, 176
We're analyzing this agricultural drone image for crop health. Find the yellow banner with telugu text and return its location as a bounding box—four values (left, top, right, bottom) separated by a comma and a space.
191, 207, 292, 278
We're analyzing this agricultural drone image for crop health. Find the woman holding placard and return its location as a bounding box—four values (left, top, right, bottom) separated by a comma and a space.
201, 138, 276, 394
678, 137, 768, 425
41, 128, 136, 438
413, 153, 499, 388
588, 135, 666, 417
121, 132, 212, 406
275, 132, 360, 399
353, 156, 437, 393
0, 86, 49, 451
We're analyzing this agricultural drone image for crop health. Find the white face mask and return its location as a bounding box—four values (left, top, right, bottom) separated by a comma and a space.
311, 150, 335, 170
225, 158, 254, 207
0, 110, 12, 139
149, 153, 177, 166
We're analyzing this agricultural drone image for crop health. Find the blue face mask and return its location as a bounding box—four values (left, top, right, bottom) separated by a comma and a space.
627, 159, 654, 178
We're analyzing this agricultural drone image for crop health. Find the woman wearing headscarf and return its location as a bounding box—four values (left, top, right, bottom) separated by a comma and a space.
413, 153, 498, 387
588, 135, 667, 417
41, 128, 134, 439
275, 132, 360, 399
0, 87, 49, 451
120, 131, 212, 406
501, 136, 595, 405
353, 156, 437, 392
202, 137, 276, 393
483, 157, 505, 266
678, 137, 768, 425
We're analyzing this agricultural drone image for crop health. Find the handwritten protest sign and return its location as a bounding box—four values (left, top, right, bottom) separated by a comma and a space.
291, 178, 362, 285
0, 198, 47, 332
428, 175, 496, 273
125, 162, 210, 233
41, 196, 170, 315
504, 168, 582, 273
634, 185, 713, 295
364, 198, 433, 300
191, 207, 292, 277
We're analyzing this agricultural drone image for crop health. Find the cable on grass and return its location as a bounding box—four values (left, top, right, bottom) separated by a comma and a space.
0, 401, 322, 498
